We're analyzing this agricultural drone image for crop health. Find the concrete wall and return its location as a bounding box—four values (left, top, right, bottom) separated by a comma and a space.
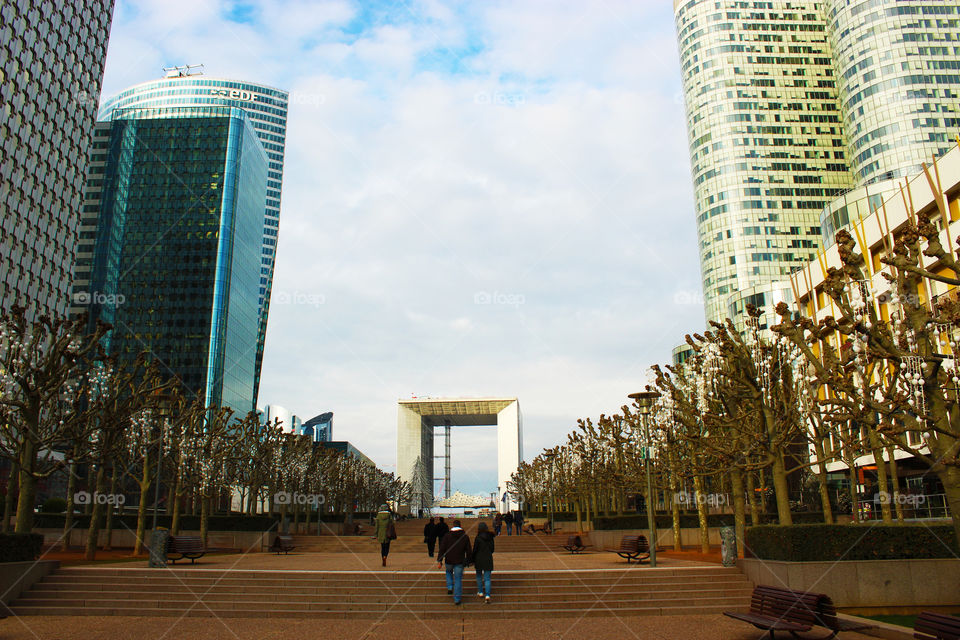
0, 560, 59, 610
496, 401, 521, 512
739, 558, 960, 609
586, 527, 723, 550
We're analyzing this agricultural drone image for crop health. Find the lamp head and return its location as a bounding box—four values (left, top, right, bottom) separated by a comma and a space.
628, 390, 661, 416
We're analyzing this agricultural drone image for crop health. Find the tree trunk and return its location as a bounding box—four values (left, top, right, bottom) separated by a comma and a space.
84, 465, 107, 560
730, 467, 746, 557
935, 466, 960, 551
200, 492, 210, 547
171, 474, 182, 535
869, 433, 893, 522
811, 437, 834, 524
746, 471, 761, 526
770, 453, 793, 525
15, 439, 38, 533
886, 446, 904, 522
694, 474, 710, 553
575, 498, 583, 534
104, 465, 119, 551
61, 457, 78, 551
3, 460, 17, 534
848, 462, 860, 523
134, 456, 151, 555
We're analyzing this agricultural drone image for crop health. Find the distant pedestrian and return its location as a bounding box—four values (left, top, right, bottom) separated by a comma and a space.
435, 516, 449, 541
503, 511, 514, 535
375, 504, 396, 567
493, 512, 503, 536
513, 510, 524, 535
437, 519, 472, 605
473, 522, 495, 603
423, 516, 439, 558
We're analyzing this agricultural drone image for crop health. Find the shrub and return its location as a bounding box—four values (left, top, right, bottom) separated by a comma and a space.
41, 498, 67, 513
593, 512, 829, 530
745, 523, 958, 561
0, 533, 44, 562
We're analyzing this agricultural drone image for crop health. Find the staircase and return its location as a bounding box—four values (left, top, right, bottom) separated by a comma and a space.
9, 566, 752, 618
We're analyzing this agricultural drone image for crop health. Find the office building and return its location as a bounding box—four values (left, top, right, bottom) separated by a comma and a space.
302, 412, 333, 443
0, 0, 115, 319
673, 0, 960, 328
262, 404, 302, 434
98, 71, 289, 404
73, 106, 268, 415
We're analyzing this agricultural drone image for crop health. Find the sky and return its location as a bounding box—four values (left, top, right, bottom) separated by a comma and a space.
98, 0, 706, 497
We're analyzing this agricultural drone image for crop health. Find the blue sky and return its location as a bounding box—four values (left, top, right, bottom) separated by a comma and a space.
99, 0, 706, 497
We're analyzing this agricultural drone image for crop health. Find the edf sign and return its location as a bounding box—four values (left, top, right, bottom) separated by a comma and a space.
210, 88, 257, 102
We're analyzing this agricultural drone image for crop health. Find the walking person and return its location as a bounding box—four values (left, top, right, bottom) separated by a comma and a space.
375, 504, 396, 567
513, 510, 524, 535
435, 516, 449, 541
423, 516, 439, 558
437, 519, 472, 605
493, 512, 503, 536
503, 511, 514, 535
473, 522, 495, 603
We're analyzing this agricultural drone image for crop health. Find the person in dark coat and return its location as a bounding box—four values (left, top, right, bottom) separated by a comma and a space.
503, 511, 514, 535
437, 519, 472, 605
375, 504, 394, 567
473, 522, 495, 602
435, 516, 449, 541
493, 512, 503, 536
423, 516, 439, 557
513, 510, 524, 535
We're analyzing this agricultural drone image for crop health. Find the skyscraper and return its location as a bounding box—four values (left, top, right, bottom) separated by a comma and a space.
98, 72, 289, 404
74, 106, 267, 415
0, 0, 115, 319
673, 0, 960, 326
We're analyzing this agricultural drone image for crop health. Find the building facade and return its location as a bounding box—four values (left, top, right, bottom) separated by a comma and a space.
98, 73, 289, 404
674, 0, 855, 323
73, 106, 267, 415
826, 0, 960, 185
0, 0, 115, 319
674, 0, 960, 328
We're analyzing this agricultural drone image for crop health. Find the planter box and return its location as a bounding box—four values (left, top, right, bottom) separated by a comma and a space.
0, 560, 59, 609
739, 557, 960, 608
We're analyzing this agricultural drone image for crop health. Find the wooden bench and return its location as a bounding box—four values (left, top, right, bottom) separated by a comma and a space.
608, 535, 649, 564
562, 535, 587, 553
166, 535, 206, 564
269, 534, 296, 555
724, 585, 817, 639
915, 611, 960, 640
725, 585, 873, 639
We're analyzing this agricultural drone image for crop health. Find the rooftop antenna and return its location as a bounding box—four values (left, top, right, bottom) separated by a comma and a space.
162, 64, 204, 78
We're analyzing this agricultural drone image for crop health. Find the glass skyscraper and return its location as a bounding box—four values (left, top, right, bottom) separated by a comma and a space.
98, 74, 289, 404
826, 0, 960, 185
0, 0, 115, 319
674, 0, 960, 326
74, 106, 267, 415
674, 0, 855, 324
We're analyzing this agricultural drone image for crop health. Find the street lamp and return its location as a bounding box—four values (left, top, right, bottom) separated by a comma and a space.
543, 450, 557, 534
629, 390, 660, 567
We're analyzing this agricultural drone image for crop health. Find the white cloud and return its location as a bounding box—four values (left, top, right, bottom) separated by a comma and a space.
100, 0, 705, 495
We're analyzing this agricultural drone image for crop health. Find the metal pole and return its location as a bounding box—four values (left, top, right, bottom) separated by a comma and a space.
152, 419, 164, 532
643, 412, 657, 568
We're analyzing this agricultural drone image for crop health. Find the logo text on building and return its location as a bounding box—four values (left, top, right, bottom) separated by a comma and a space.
210, 88, 257, 102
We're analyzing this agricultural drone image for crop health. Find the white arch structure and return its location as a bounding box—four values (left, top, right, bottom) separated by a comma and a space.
397, 397, 522, 513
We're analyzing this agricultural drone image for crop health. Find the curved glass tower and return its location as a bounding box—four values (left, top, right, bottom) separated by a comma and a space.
825, 0, 960, 185
674, 0, 855, 323
98, 74, 288, 404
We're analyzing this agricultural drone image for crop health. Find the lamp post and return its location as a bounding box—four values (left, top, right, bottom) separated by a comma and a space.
543, 450, 557, 534
148, 403, 170, 568
629, 391, 660, 567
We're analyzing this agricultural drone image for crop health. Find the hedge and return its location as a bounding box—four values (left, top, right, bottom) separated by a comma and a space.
30, 512, 373, 531
745, 523, 959, 561
593, 512, 828, 530
0, 533, 44, 563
